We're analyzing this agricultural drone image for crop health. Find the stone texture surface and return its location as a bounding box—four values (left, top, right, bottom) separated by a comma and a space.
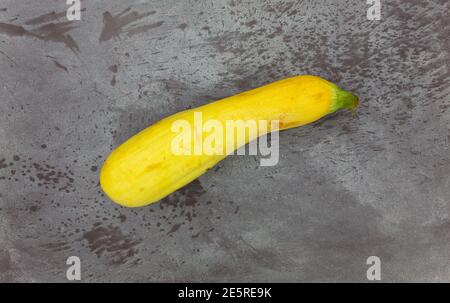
0, 0, 449, 282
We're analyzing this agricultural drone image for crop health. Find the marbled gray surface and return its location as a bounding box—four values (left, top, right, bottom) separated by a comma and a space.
0, 0, 449, 282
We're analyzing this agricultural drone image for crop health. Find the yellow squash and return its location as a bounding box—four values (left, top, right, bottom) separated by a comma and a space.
100, 75, 359, 207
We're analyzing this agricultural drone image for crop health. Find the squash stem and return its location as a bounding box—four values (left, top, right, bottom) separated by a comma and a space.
331, 87, 359, 114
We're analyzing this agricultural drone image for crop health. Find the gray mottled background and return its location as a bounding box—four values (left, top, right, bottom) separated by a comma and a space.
0, 0, 449, 282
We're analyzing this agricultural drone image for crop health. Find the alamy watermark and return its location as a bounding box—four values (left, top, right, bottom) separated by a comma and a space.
366, 256, 381, 281
66, 256, 81, 281
170, 112, 280, 166
367, 0, 381, 21
67, 0, 81, 21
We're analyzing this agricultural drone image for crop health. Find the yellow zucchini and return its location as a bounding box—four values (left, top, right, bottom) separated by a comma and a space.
100, 75, 358, 207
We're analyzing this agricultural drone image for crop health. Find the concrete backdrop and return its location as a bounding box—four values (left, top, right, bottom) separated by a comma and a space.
0, 0, 449, 282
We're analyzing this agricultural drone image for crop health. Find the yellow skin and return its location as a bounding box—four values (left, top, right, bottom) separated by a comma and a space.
100, 75, 359, 207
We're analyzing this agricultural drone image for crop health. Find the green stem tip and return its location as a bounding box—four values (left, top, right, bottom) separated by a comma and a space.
331, 87, 359, 114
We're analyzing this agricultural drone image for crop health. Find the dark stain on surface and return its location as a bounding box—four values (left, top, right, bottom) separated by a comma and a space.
109, 65, 118, 73
0, 158, 8, 169
0, 250, 11, 272
206, 31, 255, 56
33, 162, 75, 192
0, 156, 75, 193
245, 20, 257, 28
109, 65, 118, 86
0, 49, 17, 66
41, 241, 71, 252
24, 8, 87, 26
53, 60, 68, 73
33, 22, 80, 53
0, 249, 12, 282
80, 224, 141, 265
161, 179, 206, 208
266, 26, 283, 39
118, 214, 126, 223
99, 8, 157, 43
126, 21, 164, 37
0, 22, 38, 38
234, 205, 239, 214
0, 21, 80, 53
25, 11, 66, 25
167, 223, 182, 234
178, 23, 188, 30
142, 180, 209, 235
